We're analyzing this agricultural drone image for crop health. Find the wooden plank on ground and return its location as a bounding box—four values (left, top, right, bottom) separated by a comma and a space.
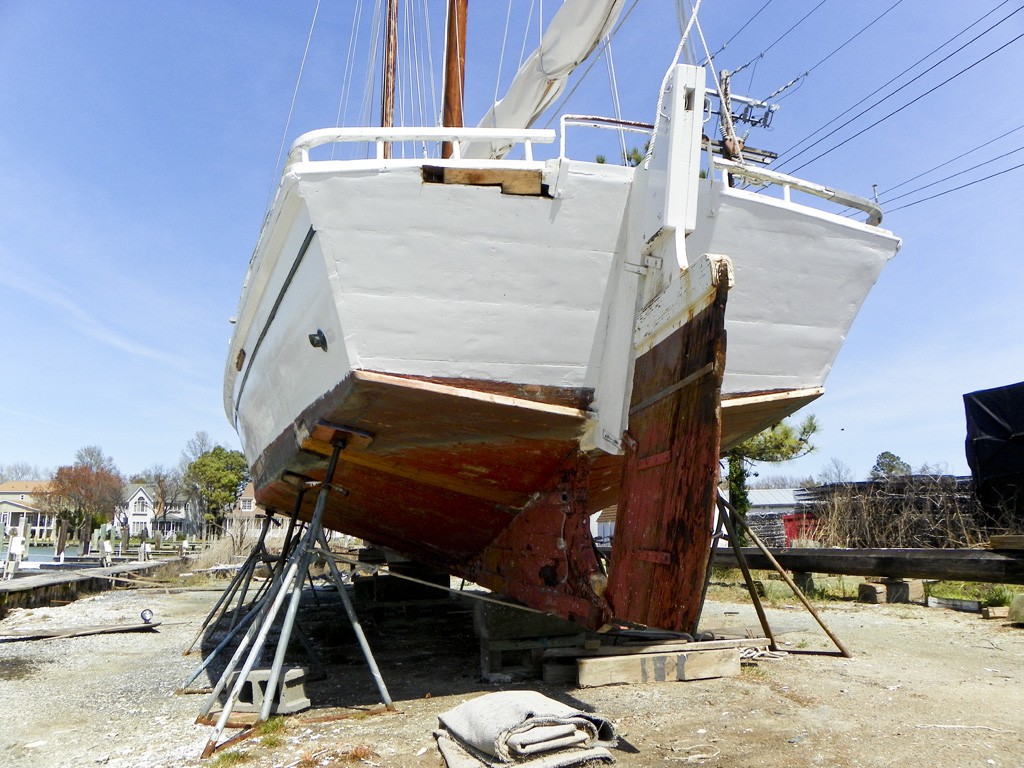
576, 648, 739, 687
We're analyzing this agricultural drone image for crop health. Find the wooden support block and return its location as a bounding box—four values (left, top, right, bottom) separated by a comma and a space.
544, 636, 769, 659
982, 606, 1009, 619
576, 648, 739, 688
678, 648, 741, 681
480, 634, 585, 676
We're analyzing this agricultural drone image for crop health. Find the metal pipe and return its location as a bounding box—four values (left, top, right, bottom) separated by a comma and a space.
200, 558, 303, 758
717, 498, 778, 651
719, 494, 852, 658
317, 527, 393, 709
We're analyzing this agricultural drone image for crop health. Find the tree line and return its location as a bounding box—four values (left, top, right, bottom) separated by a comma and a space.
5, 432, 249, 548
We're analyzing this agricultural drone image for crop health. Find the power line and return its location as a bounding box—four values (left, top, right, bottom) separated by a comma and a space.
766, 0, 905, 103
731, 0, 831, 76
773, 0, 1020, 167
879, 121, 1024, 197
880, 143, 1024, 205
887, 159, 1024, 213
699, 0, 775, 66
787, 28, 1024, 174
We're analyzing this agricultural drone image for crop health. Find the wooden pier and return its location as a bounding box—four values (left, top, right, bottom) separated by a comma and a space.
0, 559, 179, 616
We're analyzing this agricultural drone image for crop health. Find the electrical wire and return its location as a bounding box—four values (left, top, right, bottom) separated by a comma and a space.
765, 0, 905, 103
774, 0, 1021, 168
699, 0, 775, 67
880, 121, 1024, 197
787, 28, 1024, 174
886, 159, 1024, 213
881, 143, 1024, 205
731, 0, 831, 77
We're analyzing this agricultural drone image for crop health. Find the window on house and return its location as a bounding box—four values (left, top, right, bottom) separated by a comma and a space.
134, 498, 148, 513
241, 499, 253, 512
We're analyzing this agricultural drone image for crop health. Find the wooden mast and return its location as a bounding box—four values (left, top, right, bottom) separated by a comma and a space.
381, 0, 399, 159
442, 0, 468, 159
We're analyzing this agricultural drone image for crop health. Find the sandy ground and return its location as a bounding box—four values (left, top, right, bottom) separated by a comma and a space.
0, 579, 1022, 768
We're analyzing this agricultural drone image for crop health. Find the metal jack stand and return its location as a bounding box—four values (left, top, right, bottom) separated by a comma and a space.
715, 494, 851, 658
198, 439, 393, 758
184, 511, 280, 656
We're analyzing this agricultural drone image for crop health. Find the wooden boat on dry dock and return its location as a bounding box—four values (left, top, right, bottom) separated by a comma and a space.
223, 1, 900, 633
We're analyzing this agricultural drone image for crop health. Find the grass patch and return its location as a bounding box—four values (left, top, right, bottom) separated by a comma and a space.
209, 750, 252, 767
925, 581, 1021, 607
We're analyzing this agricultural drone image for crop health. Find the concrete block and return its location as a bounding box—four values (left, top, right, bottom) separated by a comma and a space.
1009, 594, 1024, 623
881, 579, 924, 603
858, 582, 886, 604
227, 666, 310, 715
474, 600, 580, 640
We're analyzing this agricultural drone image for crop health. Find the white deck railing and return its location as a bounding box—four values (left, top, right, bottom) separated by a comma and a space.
285, 126, 555, 166
714, 157, 883, 226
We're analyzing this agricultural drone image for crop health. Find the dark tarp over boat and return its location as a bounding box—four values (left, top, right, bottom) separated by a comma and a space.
964, 381, 1024, 521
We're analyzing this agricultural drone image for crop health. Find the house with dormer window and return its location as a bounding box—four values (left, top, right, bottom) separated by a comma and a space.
121, 484, 195, 538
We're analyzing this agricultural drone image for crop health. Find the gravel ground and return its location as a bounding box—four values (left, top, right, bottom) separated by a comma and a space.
1, 581, 1022, 768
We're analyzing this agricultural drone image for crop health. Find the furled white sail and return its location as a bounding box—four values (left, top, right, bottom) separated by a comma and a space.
462, 0, 626, 159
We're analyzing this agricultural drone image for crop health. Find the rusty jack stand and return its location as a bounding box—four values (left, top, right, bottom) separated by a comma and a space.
716, 493, 851, 658
197, 438, 393, 758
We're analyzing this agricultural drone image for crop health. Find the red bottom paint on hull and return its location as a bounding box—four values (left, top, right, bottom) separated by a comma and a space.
250, 269, 730, 632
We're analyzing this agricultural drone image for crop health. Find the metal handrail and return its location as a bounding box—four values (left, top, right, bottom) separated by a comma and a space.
286, 126, 556, 167
713, 157, 883, 226
558, 114, 654, 160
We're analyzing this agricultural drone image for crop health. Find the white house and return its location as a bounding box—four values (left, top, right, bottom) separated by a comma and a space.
121, 484, 194, 538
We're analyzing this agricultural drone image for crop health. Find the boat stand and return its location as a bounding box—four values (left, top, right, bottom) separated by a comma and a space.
714, 494, 850, 658
183, 510, 281, 656
197, 439, 393, 758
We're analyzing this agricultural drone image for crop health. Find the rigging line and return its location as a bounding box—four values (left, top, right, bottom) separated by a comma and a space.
540, 0, 643, 129
358, 0, 386, 133
886, 159, 1024, 213
880, 143, 1024, 205
788, 29, 1024, 174
518, 0, 537, 71
881, 121, 1024, 196
731, 0, 831, 76
763, 0, 905, 103
494, 1, 514, 105
265, 0, 322, 216
774, 0, 1020, 167
422, 0, 438, 125
699, 0, 775, 67
337, 0, 366, 126
604, 39, 629, 163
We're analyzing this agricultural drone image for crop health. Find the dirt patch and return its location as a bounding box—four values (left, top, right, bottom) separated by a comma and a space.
0, 583, 1022, 767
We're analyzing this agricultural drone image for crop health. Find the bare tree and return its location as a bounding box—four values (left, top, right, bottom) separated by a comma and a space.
817, 457, 854, 485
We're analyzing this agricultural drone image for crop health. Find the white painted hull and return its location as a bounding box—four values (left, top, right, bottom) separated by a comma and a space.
226, 159, 897, 472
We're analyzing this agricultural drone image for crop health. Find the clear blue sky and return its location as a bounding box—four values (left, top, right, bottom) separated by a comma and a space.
1, 1, 1021, 482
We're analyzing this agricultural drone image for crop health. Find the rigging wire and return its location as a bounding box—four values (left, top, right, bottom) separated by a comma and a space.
540, 0, 643, 128
774, 0, 1021, 168
886, 159, 1024, 214
493, 1, 515, 105
787, 28, 1024, 174
266, 0, 322, 215
604, 39, 629, 163
766, 0, 905, 103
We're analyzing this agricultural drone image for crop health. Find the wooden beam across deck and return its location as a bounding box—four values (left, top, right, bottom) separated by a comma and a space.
710, 547, 1024, 585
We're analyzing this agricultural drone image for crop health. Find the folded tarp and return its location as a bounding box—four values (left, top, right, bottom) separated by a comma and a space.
436, 690, 616, 768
